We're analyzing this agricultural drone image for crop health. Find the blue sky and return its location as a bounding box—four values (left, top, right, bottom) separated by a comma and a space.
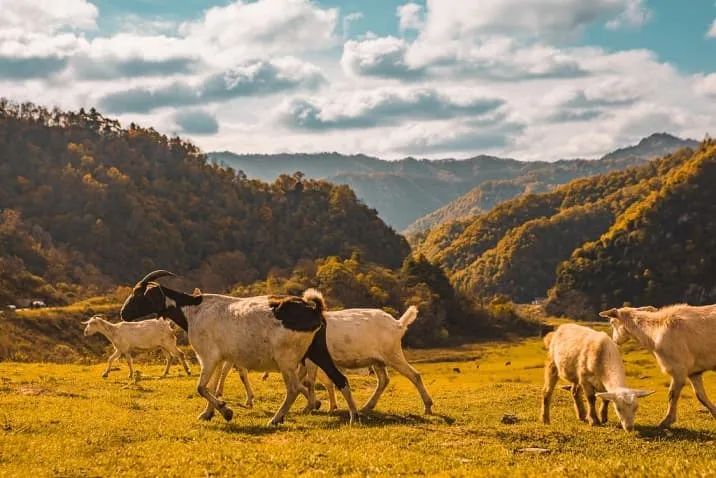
1, 0, 715, 160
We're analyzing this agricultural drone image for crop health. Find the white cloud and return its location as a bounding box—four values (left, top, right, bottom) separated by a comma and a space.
707, 19, 716, 38
606, 0, 652, 30
279, 87, 505, 129
99, 57, 325, 113
694, 73, 716, 97
179, 0, 338, 63
342, 12, 364, 38
397, 3, 424, 31
418, 0, 651, 40
0, 0, 97, 34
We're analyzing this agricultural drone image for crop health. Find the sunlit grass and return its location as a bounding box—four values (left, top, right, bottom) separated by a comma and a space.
1, 337, 714, 477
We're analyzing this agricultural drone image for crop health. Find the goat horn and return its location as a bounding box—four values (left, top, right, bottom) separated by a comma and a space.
139, 270, 176, 285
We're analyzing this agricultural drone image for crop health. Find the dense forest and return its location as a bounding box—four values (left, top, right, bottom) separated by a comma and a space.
417, 143, 716, 318
210, 135, 694, 231
232, 253, 535, 346
0, 100, 409, 305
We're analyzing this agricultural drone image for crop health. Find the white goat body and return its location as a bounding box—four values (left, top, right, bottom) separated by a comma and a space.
302, 305, 433, 414
541, 323, 652, 431
83, 315, 190, 378
601, 304, 716, 427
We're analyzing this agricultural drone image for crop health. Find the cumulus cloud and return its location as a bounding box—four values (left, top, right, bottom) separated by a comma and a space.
179, 0, 338, 63
397, 3, 424, 31
173, 109, 219, 135
342, 12, 364, 38
708, 19, 716, 38
100, 57, 325, 113
342, 36, 425, 79
280, 87, 504, 130
1, 0, 97, 33
342, 35, 587, 81
605, 0, 652, 30
418, 0, 651, 40
694, 73, 716, 97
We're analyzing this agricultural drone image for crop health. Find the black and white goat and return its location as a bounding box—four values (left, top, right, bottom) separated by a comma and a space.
119, 270, 358, 425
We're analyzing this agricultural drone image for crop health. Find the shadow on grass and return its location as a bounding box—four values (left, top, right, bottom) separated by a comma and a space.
208, 409, 456, 435
636, 425, 716, 442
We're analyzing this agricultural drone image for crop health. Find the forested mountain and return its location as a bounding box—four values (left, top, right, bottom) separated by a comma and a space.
405, 133, 699, 235
0, 101, 409, 305
416, 142, 716, 319
210, 133, 696, 231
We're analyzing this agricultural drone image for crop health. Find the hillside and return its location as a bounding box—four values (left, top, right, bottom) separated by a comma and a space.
0, 101, 409, 305
547, 140, 716, 318
405, 133, 698, 235
417, 143, 713, 317
210, 133, 696, 231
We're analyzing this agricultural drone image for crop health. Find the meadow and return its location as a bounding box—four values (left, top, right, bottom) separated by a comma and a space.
1, 330, 714, 477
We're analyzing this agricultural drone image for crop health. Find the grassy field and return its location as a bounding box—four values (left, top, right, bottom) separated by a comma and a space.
1, 331, 714, 477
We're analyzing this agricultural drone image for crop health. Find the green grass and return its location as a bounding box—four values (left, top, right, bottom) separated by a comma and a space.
1, 337, 714, 477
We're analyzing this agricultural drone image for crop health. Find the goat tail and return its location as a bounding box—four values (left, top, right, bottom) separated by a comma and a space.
543, 331, 555, 349
303, 288, 326, 313
398, 305, 419, 329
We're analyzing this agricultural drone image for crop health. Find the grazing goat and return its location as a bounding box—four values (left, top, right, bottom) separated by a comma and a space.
119, 271, 357, 425
300, 305, 433, 414
541, 324, 653, 432
600, 304, 716, 427
83, 315, 190, 378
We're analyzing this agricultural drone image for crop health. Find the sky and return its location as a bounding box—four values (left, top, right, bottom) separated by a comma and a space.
1, 0, 715, 161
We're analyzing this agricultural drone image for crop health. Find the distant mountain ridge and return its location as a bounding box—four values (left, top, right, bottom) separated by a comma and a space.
405, 133, 699, 234
210, 133, 698, 231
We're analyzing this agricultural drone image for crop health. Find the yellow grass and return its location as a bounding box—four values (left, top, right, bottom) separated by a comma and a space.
1, 335, 714, 477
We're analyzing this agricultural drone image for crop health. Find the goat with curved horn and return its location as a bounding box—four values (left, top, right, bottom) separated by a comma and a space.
139, 270, 176, 285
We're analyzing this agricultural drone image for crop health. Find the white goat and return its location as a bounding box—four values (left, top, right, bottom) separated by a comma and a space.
541, 323, 653, 431
600, 304, 716, 427
83, 315, 190, 378
301, 305, 433, 414
119, 271, 358, 426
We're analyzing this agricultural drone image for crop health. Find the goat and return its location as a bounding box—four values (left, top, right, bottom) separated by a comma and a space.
541, 324, 653, 431
600, 304, 716, 427
300, 305, 433, 414
83, 315, 190, 378
119, 271, 358, 425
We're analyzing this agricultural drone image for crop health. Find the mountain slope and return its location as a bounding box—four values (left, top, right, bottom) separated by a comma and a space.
417, 143, 707, 313
406, 133, 699, 235
0, 102, 409, 304
547, 141, 716, 318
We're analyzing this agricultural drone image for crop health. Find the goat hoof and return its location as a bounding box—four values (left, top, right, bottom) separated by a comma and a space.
219, 405, 233, 422
424, 406, 434, 415
313, 400, 321, 411
658, 418, 675, 428
101, 373, 109, 378
268, 417, 285, 426
198, 410, 215, 421
245, 400, 253, 409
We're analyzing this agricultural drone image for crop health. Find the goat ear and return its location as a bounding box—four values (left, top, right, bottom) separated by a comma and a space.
81, 319, 91, 325
633, 390, 655, 398
637, 306, 657, 312
596, 392, 617, 400
193, 288, 202, 297
599, 308, 619, 319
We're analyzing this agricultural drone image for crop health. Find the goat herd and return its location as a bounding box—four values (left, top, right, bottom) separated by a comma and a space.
82, 270, 716, 433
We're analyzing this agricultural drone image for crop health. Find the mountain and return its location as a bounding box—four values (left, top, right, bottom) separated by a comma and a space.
416, 141, 715, 319
210, 133, 697, 231
405, 133, 699, 235
0, 101, 409, 305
